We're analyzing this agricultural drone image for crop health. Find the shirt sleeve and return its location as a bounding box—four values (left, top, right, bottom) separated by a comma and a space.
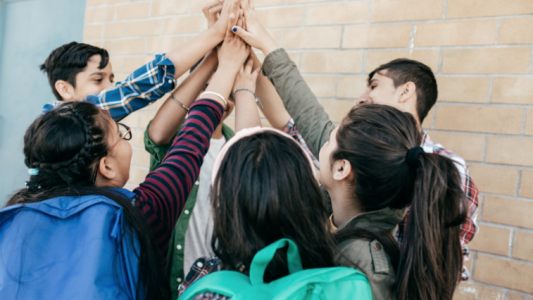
42, 54, 176, 121
133, 99, 224, 257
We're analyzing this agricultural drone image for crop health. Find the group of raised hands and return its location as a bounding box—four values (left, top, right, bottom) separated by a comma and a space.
195, 0, 278, 119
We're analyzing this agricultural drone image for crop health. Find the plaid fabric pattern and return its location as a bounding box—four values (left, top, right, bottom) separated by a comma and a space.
42, 54, 176, 121
395, 131, 479, 281
284, 118, 320, 169
179, 257, 230, 300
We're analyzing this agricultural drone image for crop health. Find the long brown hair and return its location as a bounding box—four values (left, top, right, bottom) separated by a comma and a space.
211, 132, 337, 282
332, 104, 467, 300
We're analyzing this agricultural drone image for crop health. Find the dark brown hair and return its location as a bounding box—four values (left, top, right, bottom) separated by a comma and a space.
40, 42, 109, 100
368, 58, 438, 123
211, 132, 337, 282
333, 104, 466, 300
7, 102, 169, 300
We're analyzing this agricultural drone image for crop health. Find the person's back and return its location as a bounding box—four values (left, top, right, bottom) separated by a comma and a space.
178, 128, 339, 299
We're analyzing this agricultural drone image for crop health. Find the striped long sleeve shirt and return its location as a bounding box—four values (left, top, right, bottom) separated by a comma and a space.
132, 99, 224, 257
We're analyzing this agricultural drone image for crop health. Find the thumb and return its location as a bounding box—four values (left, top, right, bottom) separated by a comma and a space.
232, 26, 254, 45
225, 14, 237, 41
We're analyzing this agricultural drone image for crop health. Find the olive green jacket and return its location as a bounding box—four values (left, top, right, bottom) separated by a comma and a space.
335, 207, 407, 300
144, 120, 234, 300
263, 48, 407, 300
262, 48, 335, 158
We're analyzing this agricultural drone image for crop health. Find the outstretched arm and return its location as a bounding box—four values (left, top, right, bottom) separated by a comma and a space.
132, 18, 250, 258
234, 56, 262, 132
232, 0, 335, 155
251, 52, 292, 131
148, 52, 218, 146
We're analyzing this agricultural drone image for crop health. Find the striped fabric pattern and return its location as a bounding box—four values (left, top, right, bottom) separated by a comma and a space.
133, 99, 224, 257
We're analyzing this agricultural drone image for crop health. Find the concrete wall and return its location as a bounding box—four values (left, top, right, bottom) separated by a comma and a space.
83, 0, 533, 298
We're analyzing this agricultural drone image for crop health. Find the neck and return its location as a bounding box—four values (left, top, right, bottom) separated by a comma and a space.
212, 124, 224, 139
328, 186, 363, 228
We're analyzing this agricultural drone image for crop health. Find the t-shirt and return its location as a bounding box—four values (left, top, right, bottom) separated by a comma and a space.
183, 136, 226, 274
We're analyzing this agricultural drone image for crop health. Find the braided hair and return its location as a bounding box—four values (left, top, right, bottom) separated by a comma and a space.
7, 102, 170, 300
22, 102, 106, 190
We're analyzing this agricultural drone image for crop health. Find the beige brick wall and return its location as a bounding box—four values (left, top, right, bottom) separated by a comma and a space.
83, 0, 533, 298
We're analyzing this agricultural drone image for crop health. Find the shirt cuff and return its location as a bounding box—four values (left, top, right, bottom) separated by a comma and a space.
262, 48, 293, 77
154, 53, 176, 89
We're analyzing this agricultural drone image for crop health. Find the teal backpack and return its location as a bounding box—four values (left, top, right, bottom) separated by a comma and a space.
179, 239, 374, 300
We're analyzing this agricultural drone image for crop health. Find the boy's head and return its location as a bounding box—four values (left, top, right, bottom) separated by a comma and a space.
41, 42, 114, 101
357, 59, 438, 124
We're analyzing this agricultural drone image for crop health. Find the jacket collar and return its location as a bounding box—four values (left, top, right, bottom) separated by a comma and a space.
336, 206, 408, 233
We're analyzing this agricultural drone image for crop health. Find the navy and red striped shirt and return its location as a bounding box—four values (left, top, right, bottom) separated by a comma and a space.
132, 99, 224, 257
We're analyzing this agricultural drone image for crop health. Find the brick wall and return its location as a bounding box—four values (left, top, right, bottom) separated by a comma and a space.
83, 0, 533, 298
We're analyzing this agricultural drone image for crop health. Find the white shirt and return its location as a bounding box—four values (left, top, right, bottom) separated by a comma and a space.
183, 136, 226, 274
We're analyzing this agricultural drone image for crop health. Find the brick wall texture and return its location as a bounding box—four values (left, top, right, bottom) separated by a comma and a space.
83, 0, 533, 298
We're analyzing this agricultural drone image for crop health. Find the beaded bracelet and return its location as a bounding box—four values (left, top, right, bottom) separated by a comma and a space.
233, 89, 264, 110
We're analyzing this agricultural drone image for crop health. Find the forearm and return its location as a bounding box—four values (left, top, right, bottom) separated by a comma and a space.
166, 28, 223, 79
149, 51, 218, 145
235, 91, 261, 132
262, 48, 335, 156
202, 65, 238, 105
252, 54, 291, 131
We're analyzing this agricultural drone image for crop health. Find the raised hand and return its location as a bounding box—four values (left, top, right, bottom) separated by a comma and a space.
218, 14, 250, 74
212, 0, 241, 39
231, 0, 278, 56
202, 0, 223, 29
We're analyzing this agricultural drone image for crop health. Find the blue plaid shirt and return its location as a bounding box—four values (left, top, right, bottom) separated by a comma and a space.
42, 54, 176, 121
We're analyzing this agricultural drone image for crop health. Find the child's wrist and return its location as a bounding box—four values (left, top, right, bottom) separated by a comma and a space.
217, 63, 240, 74
261, 39, 278, 57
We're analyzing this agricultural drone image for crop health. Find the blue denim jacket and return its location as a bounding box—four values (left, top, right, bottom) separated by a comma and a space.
0, 189, 141, 300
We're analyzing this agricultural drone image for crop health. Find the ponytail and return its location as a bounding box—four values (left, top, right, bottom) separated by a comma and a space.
331, 104, 468, 300
396, 153, 467, 300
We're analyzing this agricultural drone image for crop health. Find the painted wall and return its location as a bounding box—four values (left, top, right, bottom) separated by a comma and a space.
83, 0, 533, 298
0, 0, 86, 205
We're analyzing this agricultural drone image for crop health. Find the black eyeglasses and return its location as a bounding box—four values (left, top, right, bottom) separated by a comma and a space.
92, 123, 132, 183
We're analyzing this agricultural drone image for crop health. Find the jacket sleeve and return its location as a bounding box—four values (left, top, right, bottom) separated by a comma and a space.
262, 48, 335, 157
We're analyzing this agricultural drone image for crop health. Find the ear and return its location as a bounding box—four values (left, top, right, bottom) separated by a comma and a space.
332, 159, 353, 182
97, 156, 116, 182
398, 82, 416, 104
54, 80, 75, 101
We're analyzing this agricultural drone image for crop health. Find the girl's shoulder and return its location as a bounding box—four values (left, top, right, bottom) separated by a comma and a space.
336, 238, 397, 300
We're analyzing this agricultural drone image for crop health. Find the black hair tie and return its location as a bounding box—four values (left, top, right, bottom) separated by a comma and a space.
25, 181, 41, 192
406, 146, 424, 169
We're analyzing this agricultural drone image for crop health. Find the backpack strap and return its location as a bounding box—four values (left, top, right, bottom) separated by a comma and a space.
178, 271, 250, 300
250, 239, 303, 286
